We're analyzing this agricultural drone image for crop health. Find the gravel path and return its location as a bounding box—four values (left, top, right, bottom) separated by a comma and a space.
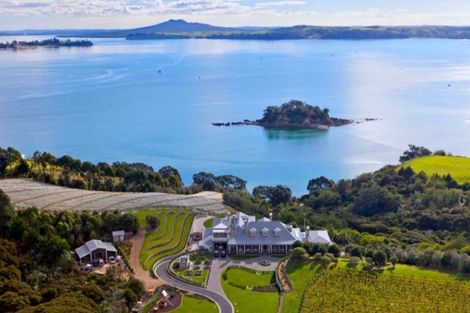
129, 229, 163, 291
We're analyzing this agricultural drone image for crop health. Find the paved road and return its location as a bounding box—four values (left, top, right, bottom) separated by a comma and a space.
154, 259, 234, 313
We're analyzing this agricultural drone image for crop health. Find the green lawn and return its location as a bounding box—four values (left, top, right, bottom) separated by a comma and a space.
403, 155, 470, 184
173, 295, 218, 313
282, 260, 320, 313
203, 218, 214, 228
222, 267, 279, 313
225, 267, 274, 287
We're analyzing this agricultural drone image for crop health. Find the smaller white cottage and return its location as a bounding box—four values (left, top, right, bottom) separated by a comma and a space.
112, 230, 126, 243
179, 255, 190, 269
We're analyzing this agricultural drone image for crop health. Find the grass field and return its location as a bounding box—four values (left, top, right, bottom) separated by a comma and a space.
403, 155, 470, 183
173, 295, 218, 313
222, 267, 279, 313
282, 261, 320, 313
300, 268, 470, 313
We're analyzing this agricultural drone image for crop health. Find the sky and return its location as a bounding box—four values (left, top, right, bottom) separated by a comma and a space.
1, 0, 470, 30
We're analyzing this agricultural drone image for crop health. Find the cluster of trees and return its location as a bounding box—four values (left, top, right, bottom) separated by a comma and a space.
0, 147, 184, 193
0, 38, 93, 49
191, 172, 246, 191
0, 190, 143, 312
259, 100, 333, 127
0, 147, 252, 196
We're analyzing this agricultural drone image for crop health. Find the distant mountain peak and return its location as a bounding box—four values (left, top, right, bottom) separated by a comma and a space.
131, 19, 236, 34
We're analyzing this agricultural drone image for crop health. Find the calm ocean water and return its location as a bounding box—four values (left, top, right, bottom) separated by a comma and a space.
0, 37, 469, 194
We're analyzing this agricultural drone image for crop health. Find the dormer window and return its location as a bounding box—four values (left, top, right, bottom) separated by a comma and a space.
261, 227, 269, 236
249, 227, 257, 236
274, 227, 281, 237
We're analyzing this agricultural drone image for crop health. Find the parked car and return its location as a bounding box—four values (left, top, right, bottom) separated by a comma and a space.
109, 256, 116, 264
82, 263, 93, 272
213, 250, 219, 258
220, 250, 226, 258
98, 258, 105, 267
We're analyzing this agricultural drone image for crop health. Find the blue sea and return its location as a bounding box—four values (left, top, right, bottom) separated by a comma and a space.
0, 37, 469, 194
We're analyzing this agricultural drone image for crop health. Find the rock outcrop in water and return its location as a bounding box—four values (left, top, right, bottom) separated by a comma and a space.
212, 100, 376, 130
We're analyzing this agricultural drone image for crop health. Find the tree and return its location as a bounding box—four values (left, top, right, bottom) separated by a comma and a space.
352, 185, 400, 216
399, 145, 432, 163
291, 247, 308, 261
372, 250, 387, 268
327, 244, 340, 257
253, 185, 292, 206
117, 214, 139, 234
390, 255, 399, 269
307, 176, 335, 194
215, 175, 247, 190
146, 215, 159, 230
0, 189, 13, 236
193, 172, 217, 190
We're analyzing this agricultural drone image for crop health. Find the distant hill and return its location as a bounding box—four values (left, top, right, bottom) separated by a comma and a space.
3, 20, 470, 40
131, 19, 238, 33
81, 19, 250, 38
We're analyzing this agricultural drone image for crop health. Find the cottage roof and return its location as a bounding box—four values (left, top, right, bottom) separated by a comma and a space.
307, 230, 332, 244
75, 245, 90, 259
112, 230, 125, 237
75, 239, 117, 259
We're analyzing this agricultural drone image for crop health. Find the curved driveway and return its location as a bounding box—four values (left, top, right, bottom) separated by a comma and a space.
153, 258, 234, 313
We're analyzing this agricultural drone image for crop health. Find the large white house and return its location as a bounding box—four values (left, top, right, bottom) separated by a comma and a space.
206, 212, 332, 255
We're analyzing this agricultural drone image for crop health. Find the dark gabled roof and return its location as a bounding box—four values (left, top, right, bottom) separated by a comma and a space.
75, 240, 117, 259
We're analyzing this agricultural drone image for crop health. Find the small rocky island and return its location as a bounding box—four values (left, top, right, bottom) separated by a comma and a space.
0, 38, 93, 50
213, 100, 376, 130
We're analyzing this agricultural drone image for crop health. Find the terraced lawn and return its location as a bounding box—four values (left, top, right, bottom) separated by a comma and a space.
140, 211, 196, 270
146, 212, 195, 266
222, 267, 279, 313
134, 208, 197, 271
139, 211, 175, 268
282, 260, 320, 313
173, 295, 218, 313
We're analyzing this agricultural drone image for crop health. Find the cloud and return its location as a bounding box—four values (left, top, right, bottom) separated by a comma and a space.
0, 0, 310, 17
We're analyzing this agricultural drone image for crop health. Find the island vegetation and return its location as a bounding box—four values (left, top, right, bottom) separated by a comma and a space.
0, 38, 93, 50
213, 100, 371, 130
